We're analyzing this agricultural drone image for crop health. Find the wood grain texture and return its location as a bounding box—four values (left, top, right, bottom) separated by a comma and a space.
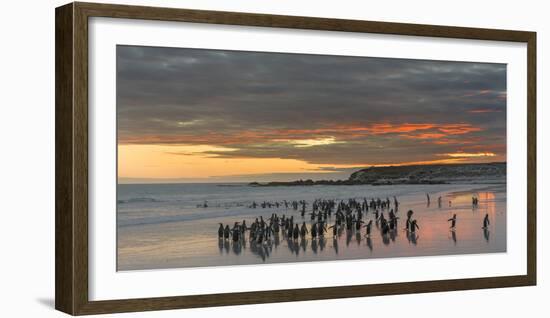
55, 2, 537, 315
55, 3, 75, 314
526, 33, 537, 285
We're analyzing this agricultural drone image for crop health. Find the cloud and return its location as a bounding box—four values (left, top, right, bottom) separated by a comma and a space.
117, 45, 507, 166
439, 152, 496, 158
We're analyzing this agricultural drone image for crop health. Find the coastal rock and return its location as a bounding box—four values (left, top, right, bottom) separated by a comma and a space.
249, 162, 506, 186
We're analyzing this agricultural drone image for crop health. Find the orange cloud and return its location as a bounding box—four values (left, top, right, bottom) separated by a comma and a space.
436, 124, 482, 135
400, 133, 447, 139
468, 109, 502, 113
439, 152, 496, 158
119, 122, 483, 146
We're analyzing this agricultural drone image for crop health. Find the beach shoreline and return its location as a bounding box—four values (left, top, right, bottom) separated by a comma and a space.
117, 182, 506, 271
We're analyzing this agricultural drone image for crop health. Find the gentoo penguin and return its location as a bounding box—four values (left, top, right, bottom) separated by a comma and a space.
293, 224, 300, 240
483, 213, 490, 229
300, 222, 308, 238
410, 219, 420, 233
224, 225, 231, 240
364, 220, 373, 237
448, 214, 457, 230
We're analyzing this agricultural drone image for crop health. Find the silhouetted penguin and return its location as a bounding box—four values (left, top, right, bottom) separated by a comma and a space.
405, 210, 414, 231
448, 214, 457, 230
232, 223, 240, 241
364, 220, 373, 237
293, 224, 300, 240
483, 213, 490, 228
224, 225, 231, 240
410, 220, 420, 233
355, 219, 364, 231
311, 223, 318, 239
318, 222, 327, 237
381, 219, 390, 235
300, 222, 308, 238
389, 215, 398, 230
218, 223, 224, 239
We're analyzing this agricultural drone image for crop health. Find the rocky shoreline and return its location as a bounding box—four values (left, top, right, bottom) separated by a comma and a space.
249, 162, 506, 187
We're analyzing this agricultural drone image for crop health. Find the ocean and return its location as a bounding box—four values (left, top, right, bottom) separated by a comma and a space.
117, 182, 506, 271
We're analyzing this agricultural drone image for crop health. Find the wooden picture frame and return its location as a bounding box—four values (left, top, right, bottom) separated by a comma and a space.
55, 2, 536, 315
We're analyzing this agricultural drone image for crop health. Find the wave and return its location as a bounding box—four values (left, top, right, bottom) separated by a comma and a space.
117, 197, 160, 204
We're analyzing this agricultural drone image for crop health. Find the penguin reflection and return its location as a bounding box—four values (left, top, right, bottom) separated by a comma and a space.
483, 228, 490, 242
319, 236, 327, 251
389, 229, 397, 243
218, 238, 224, 254
311, 238, 318, 254
355, 232, 362, 246
273, 232, 280, 248
232, 240, 243, 255
250, 240, 271, 261
366, 237, 373, 251
450, 230, 457, 245
345, 231, 353, 247
287, 237, 299, 256
300, 237, 307, 252
382, 233, 390, 246
407, 231, 419, 245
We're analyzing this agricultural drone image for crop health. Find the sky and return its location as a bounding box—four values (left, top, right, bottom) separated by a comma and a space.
117, 45, 506, 183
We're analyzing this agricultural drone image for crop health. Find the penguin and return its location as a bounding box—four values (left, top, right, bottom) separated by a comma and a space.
389, 215, 399, 230
364, 220, 373, 237
218, 223, 224, 239
448, 214, 457, 230
355, 219, 364, 231
224, 225, 231, 240
232, 222, 241, 241
293, 224, 300, 240
300, 222, 309, 238
318, 221, 327, 237
405, 210, 414, 231
287, 223, 293, 237
483, 213, 490, 229
410, 220, 420, 233
311, 223, 318, 239
381, 218, 390, 235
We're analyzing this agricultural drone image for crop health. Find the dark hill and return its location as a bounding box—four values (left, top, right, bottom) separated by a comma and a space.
249, 162, 505, 186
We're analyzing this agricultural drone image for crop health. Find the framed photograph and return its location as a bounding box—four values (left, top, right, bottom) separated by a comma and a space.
55, 2, 536, 315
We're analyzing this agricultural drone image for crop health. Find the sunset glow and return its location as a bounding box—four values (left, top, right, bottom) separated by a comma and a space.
117, 46, 506, 182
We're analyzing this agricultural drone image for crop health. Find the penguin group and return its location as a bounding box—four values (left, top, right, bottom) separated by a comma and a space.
217, 196, 403, 248
216, 194, 494, 256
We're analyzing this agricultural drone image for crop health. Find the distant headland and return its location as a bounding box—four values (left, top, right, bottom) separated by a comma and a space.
249, 162, 506, 187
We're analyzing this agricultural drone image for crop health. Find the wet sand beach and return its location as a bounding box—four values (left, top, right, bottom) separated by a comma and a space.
117, 183, 506, 271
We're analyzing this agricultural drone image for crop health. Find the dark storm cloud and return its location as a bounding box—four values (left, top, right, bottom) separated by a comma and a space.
117, 45, 506, 165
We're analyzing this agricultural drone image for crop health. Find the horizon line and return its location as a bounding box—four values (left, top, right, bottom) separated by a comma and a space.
118, 161, 507, 185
